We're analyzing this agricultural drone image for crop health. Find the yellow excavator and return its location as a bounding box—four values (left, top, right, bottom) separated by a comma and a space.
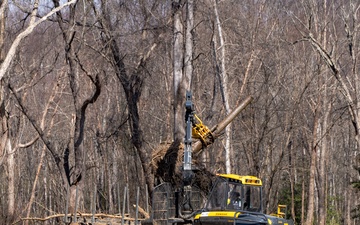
192, 174, 294, 225
147, 91, 294, 225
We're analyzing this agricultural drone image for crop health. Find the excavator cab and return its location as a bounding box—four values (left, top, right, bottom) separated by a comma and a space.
194, 174, 294, 225
206, 174, 262, 212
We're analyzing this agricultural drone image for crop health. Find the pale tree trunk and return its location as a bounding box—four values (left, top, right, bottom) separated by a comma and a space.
0, 0, 78, 218
0, 0, 77, 218
6, 139, 15, 222
301, 162, 305, 225
318, 2, 329, 221
0, 1, 15, 222
173, 0, 186, 142
318, 98, 330, 225
8, 76, 71, 222
289, 152, 296, 221
2, 105, 39, 223
305, 101, 320, 225
213, 0, 231, 173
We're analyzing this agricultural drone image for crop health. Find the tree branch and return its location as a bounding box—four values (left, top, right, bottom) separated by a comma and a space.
0, 0, 77, 81
74, 74, 101, 147
306, 33, 359, 135
8, 85, 60, 164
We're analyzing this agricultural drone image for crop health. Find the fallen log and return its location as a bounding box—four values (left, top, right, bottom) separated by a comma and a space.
134, 204, 150, 219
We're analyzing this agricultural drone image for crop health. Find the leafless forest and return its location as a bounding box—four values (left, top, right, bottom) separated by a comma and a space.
1, 0, 360, 224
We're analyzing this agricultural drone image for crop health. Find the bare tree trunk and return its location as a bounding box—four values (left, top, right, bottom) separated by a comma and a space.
0, 17, 13, 225
173, 0, 186, 142
0, 0, 6, 63
213, 0, 231, 173
288, 142, 296, 221
6, 139, 15, 222
0, 3, 14, 220
53, 0, 102, 213
301, 148, 306, 224
318, 110, 329, 225
317, 2, 328, 223
184, 0, 193, 87
318, 73, 331, 225
305, 102, 320, 225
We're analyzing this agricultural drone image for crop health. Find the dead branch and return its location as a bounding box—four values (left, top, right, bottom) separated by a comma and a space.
15, 212, 139, 224
133, 204, 150, 219
0, 0, 77, 81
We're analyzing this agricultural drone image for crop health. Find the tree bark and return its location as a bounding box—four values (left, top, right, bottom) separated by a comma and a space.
0, 0, 6, 63
6, 139, 15, 222
173, 0, 186, 142
184, 0, 193, 87
213, 0, 232, 173
0, 2, 14, 222
318, 100, 330, 225
305, 102, 320, 225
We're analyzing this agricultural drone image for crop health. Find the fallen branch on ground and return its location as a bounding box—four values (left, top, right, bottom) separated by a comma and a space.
13, 212, 140, 224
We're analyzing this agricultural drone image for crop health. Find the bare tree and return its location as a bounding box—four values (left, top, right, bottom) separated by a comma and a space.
23, 76, 60, 224
88, 0, 170, 195
173, 0, 186, 143
212, 0, 232, 173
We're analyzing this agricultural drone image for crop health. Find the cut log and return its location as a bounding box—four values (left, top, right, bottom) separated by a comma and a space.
192, 96, 253, 156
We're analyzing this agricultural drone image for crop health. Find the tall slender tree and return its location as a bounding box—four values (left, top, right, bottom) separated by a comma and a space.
212, 0, 232, 173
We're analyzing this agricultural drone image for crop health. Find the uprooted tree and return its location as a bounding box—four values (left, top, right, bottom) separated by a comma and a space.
152, 96, 253, 193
